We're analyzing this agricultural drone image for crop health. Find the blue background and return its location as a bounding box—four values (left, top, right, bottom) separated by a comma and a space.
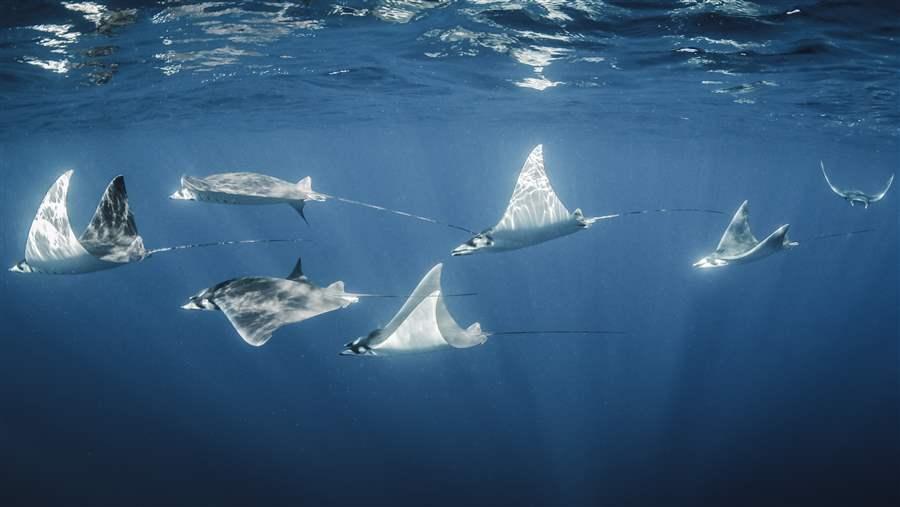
1, 1, 897, 506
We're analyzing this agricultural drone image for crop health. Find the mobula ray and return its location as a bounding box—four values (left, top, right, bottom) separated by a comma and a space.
183, 256, 359, 347
451, 145, 723, 256
170, 172, 326, 223
171, 171, 472, 231
820, 161, 893, 208
11, 171, 296, 275
451, 145, 596, 256
341, 264, 486, 356
340, 263, 623, 357
693, 200, 797, 269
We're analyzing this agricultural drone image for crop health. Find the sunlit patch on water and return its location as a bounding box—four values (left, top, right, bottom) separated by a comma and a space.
675, 0, 767, 17
62, 1, 107, 25
0, 0, 897, 137
372, 0, 450, 24
63, 1, 137, 34
31, 24, 79, 54
154, 47, 262, 74
22, 57, 71, 74
515, 76, 562, 91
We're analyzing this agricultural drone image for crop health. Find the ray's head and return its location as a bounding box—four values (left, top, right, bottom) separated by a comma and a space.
169, 177, 197, 200
169, 187, 196, 200
339, 329, 381, 356
451, 231, 494, 256
181, 290, 220, 311
692, 256, 727, 269
9, 259, 35, 274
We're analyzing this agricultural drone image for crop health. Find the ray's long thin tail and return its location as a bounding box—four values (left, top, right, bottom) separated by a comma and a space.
585, 208, 726, 224
145, 238, 306, 258
348, 292, 479, 299
321, 193, 477, 234
488, 330, 627, 337
794, 228, 875, 243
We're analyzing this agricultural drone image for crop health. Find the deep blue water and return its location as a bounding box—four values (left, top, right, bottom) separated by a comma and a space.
1, 1, 898, 506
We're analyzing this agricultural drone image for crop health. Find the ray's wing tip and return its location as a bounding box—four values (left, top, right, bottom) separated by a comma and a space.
244, 335, 269, 347
427, 263, 445, 283
53, 169, 75, 187
108, 175, 128, 194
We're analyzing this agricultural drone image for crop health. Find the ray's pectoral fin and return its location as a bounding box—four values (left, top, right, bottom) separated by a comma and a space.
216, 299, 282, 347
495, 144, 572, 233
748, 223, 798, 258
820, 161, 844, 197
19, 170, 92, 273
773, 224, 799, 248
871, 173, 894, 203
693, 200, 757, 269
289, 201, 309, 225
79, 175, 146, 263
715, 200, 759, 257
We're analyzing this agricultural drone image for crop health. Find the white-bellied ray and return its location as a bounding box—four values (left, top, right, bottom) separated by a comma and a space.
170, 172, 327, 224
170, 171, 476, 233
451, 144, 724, 256
183, 256, 360, 347
340, 263, 622, 357
693, 200, 798, 269
820, 161, 893, 208
9, 171, 303, 275
692, 200, 875, 269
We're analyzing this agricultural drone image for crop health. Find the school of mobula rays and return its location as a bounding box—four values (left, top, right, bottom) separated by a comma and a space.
10, 145, 892, 354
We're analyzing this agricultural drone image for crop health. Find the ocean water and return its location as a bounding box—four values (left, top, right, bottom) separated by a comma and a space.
1, 1, 898, 506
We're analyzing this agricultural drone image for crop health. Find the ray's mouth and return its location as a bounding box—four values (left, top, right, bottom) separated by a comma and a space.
693, 257, 726, 269
9, 259, 33, 273
169, 188, 195, 200
451, 245, 474, 256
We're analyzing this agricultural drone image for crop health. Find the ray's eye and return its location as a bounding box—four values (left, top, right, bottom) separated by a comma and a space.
472, 234, 492, 247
